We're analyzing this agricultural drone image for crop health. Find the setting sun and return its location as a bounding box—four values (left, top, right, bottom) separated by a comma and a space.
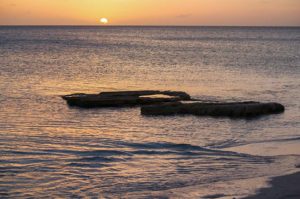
100, 18, 108, 24
0, 0, 299, 26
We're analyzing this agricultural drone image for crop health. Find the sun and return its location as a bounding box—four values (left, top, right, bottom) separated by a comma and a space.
100, 18, 108, 24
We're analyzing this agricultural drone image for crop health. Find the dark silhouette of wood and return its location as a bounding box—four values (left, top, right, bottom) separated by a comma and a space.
62, 90, 191, 108
62, 90, 285, 118
141, 101, 285, 118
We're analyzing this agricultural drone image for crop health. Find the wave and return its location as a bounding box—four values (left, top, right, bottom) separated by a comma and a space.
207, 136, 300, 149
58, 141, 272, 169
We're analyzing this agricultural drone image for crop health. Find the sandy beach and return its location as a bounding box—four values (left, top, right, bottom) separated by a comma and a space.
244, 172, 300, 199
225, 139, 300, 199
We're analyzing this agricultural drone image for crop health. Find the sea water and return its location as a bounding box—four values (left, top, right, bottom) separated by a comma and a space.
0, 26, 300, 198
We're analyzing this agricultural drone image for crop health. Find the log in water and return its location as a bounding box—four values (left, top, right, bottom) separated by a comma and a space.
141, 101, 285, 118
62, 90, 191, 108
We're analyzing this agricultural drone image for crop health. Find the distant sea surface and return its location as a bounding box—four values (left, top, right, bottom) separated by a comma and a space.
0, 26, 300, 198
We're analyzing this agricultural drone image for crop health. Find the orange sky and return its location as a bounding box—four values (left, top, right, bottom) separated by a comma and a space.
0, 0, 299, 26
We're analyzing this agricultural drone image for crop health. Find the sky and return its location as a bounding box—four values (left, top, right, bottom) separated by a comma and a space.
0, 0, 300, 26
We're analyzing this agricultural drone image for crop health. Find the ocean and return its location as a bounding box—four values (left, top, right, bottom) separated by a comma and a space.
0, 26, 300, 198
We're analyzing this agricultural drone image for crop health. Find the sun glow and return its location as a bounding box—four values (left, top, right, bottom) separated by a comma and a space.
0, 0, 299, 26
100, 18, 108, 24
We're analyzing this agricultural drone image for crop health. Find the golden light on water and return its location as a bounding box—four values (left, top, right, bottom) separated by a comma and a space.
100, 18, 108, 24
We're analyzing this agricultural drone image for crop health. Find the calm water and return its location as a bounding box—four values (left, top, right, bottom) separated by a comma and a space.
0, 26, 300, 198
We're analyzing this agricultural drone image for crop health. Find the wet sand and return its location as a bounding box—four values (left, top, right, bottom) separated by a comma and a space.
244, 172, 300, 199
225, 140, 300, 199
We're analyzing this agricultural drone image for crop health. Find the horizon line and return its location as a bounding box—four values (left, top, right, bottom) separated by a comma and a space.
1, 25, 300, 28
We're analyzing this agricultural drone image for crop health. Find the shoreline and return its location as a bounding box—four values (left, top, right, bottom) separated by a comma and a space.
244, 171, 300, 199
224, 139, 300, 199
